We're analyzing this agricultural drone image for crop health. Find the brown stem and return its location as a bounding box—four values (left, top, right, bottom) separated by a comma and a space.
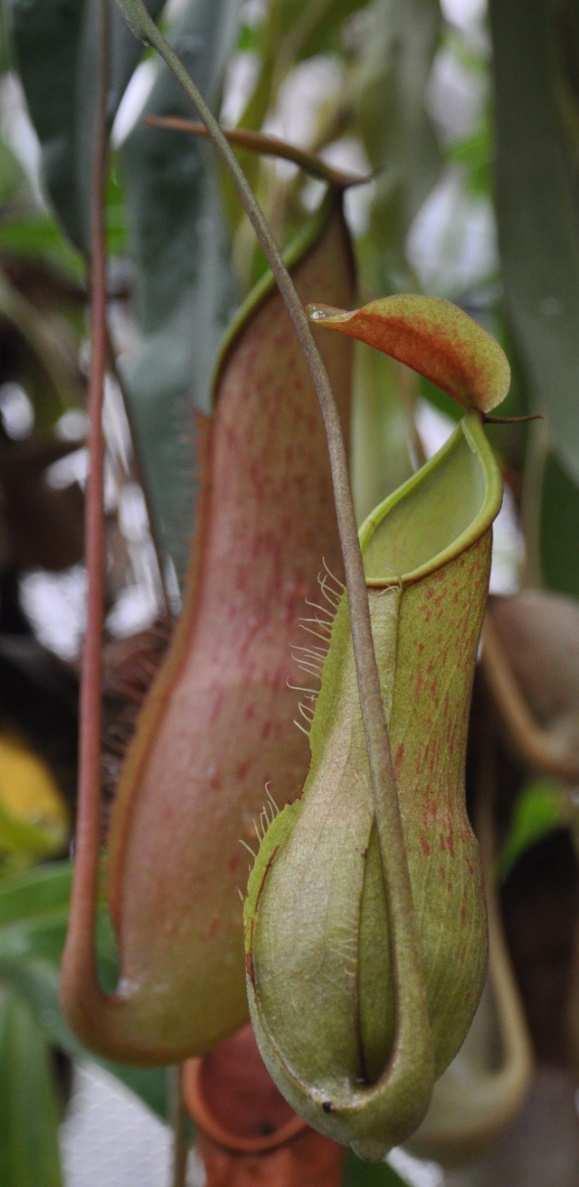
61, 0, 110, 1019
145, 117, 366, 189
483, 413, 543, 425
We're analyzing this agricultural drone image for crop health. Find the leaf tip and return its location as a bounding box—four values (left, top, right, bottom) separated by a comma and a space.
306, 302, 351, 325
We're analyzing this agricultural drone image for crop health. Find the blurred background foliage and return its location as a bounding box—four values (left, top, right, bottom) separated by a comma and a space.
0, 1, 578, 1185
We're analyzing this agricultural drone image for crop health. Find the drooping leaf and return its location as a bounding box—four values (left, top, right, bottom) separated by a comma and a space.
245, 414, 503, 1157
308, 295, 511, 413
118, 0, 240, 579
0, 213, 83, 280
490, 0, 579, 484
0, 863, 167, 1118
7, 0, 165, 249
0, 986, 63, 1187
62, 192, 356, 1064
0, 862, 72, 931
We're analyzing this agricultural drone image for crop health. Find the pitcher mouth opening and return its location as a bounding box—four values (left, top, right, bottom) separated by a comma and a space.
183, 1025, 308, 1154
361, 413, 502, 589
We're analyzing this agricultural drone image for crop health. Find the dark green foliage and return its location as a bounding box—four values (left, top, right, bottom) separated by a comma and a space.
120, 0, 239, 579
8, 0, 165, 249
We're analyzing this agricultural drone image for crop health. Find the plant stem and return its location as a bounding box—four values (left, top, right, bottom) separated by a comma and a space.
63, 0, 109, 996
115, 0, 433, 1115
145, 117, 363, 189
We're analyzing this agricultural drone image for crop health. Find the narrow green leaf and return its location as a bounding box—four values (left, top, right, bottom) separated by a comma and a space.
272, 0, 370, 61
0, 214, 83, 279
7, 0, 165, 249
490, 0, 579, 484
499, 779, 566, 881
0, 986, 63, 1187
0, 862, 71, 930
0, 804, 63, 862
0, 136, 28, 204
119, 0, 239, 579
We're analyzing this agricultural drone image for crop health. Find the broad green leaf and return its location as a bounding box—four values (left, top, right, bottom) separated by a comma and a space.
0, 986, 63, 1187
118, 0, 239, 579
7, 0, 165, 249
499, 780, 566, 881
0, 864, 167, 1118
63, 193, 355, 1064
245, 415, 502, 1157
490, 0, 579, 484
